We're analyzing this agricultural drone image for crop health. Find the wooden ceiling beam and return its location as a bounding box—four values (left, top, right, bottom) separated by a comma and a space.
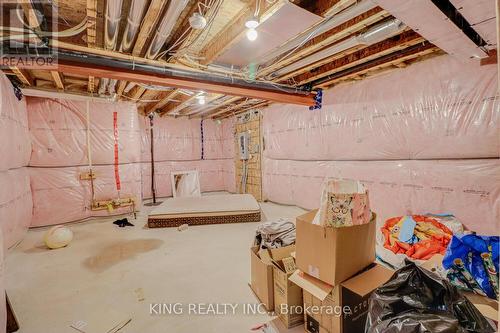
257, 7, 389, 78
146, 89, 182, 114
131, 0, 166, 57
10, 67, 33, 86
51, 60, 315, 106
315, 43, 441, 88
51, 71, 64, 90
291, 30, 425, 85
161, 94, 194, 116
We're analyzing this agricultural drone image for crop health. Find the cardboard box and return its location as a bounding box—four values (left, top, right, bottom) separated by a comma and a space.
296, 210, 376, 286
273, 255, 304, 328
290, 264, 393, 333
250, 245, 295, 311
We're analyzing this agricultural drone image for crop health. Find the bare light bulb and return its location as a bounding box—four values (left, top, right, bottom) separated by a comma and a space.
246, 28, 258, 41
198, 96, 206, 105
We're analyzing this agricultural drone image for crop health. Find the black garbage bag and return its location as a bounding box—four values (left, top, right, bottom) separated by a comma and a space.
365, 261, 495, 333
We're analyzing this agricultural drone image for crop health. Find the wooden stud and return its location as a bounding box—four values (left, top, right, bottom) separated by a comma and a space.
131, 0, 166, 57
9, 67, 33, 86
88, 76, 95, 93
51, 71, 64, 90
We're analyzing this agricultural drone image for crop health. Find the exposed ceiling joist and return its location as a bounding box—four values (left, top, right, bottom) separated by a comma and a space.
146, 90, 181, 114
292, 30, 426, 85
51, 71, 65, 90
132, 0, 167, 57
10, 67, 33, 86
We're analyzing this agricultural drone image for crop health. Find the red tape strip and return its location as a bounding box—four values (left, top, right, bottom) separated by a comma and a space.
113, 111, 121, 191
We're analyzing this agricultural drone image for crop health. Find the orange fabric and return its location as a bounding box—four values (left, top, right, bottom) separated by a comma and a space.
382, 215, 453, 260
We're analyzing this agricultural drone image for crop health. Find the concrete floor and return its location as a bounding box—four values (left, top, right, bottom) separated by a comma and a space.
6, 198, 306, 333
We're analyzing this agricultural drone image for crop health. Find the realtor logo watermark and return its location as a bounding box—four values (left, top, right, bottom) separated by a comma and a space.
0, 0, 57, 68
149, 303, 355, 317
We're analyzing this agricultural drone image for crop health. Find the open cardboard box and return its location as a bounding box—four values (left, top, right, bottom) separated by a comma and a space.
273, 253, 303, 328
251, 245, 296, 311
296, 210, 376, 286
290, 264, 393, 333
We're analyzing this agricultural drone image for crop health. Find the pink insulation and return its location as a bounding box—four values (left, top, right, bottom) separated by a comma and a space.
0, 75, 31, 171
29, 163, 142, 227
139, 115, 236, 198
0, 74, 32, 250
263, 56, 498, 161
0, 168, 32, 249
262, 55, 499, 235
27, 97, 143, 226
263, 159, 499, 235
28, 97, 141, 166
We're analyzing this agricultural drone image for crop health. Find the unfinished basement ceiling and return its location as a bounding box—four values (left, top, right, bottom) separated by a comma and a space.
2, 0, 495, 119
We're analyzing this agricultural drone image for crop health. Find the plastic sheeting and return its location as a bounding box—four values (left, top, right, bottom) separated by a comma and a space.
139, 115, 236, 197
261, 55, 499, 236
0, 168, 32, 249
28, 97, 141, 166
30, 163, 142, 227
263, 56, 498, 161
0, 75, 30, 172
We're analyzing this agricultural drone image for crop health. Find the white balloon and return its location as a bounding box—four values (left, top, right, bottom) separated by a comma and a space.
44, 225, 73, 249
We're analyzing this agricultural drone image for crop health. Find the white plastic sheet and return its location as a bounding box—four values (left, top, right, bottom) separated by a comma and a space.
262, 55, 499, 235
0, 75, 30, 172
263, 56, 498, 161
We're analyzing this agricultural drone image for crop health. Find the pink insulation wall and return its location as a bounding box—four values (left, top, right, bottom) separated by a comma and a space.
27, 98, 143, 227
0, 73, 29, 332
262, 55, 499, 235
27, 97, 235, 227
139, 115, 235, 199
0, 74, 32, 250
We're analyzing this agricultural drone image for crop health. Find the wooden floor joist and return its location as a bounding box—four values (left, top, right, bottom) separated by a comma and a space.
51, 71, 64, 90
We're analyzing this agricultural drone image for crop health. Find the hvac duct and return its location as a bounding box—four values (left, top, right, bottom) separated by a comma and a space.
104, 0, 123, 50
255, 0, 377, 66
145, 0, 190, 59
272, 18, 406, 78
120, 0, 149, 53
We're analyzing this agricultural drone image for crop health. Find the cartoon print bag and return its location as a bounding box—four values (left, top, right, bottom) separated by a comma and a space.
317, 179, 371, 228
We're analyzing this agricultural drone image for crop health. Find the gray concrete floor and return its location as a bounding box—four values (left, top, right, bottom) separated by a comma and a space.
5, 198, 306, 333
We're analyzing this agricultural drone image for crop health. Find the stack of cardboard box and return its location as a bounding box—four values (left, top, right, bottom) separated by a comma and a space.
290, 210, 394, 333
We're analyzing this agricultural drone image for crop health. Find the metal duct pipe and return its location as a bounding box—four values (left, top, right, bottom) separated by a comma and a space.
51, 49, 311, 96
101, 0, 123, 96
120, 0, 149, 53
145, 0, 189, 59
104, 0, 123, 50
272, 18, 406, 77
255, 0, 377, 66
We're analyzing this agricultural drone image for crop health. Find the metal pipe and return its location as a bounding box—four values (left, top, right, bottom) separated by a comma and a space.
149, 113, 157, 203
53, 49, 312, 95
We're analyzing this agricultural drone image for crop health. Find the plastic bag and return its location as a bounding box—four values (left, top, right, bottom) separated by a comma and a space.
366, 261, 495, 333
443, 234, 499, 299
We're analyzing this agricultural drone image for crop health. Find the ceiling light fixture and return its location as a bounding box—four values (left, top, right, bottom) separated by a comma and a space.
246, 28, 258, 41
198, 96, 206, 105
245, 15, 259, 29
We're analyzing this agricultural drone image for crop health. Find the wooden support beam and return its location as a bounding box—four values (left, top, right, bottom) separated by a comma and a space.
10, 67, 33, 86
86, 0, 98, 47
52, 60, 315, 106
17, 0, 42, 28
291, 30, 425, 85
257, 7, 389, 78
88, 76, 95, 93
51, 71, 64, 90
145, 90, 181, 114
129, 86, 147, 100
131, 0, 166, 57
160, 94, 194, 116
315, 44, 441, 88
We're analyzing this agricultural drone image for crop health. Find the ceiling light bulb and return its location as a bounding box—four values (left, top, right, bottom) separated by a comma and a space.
246, 28, 258, 41
198, 96, 206, 105
245, 16, 259, 29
